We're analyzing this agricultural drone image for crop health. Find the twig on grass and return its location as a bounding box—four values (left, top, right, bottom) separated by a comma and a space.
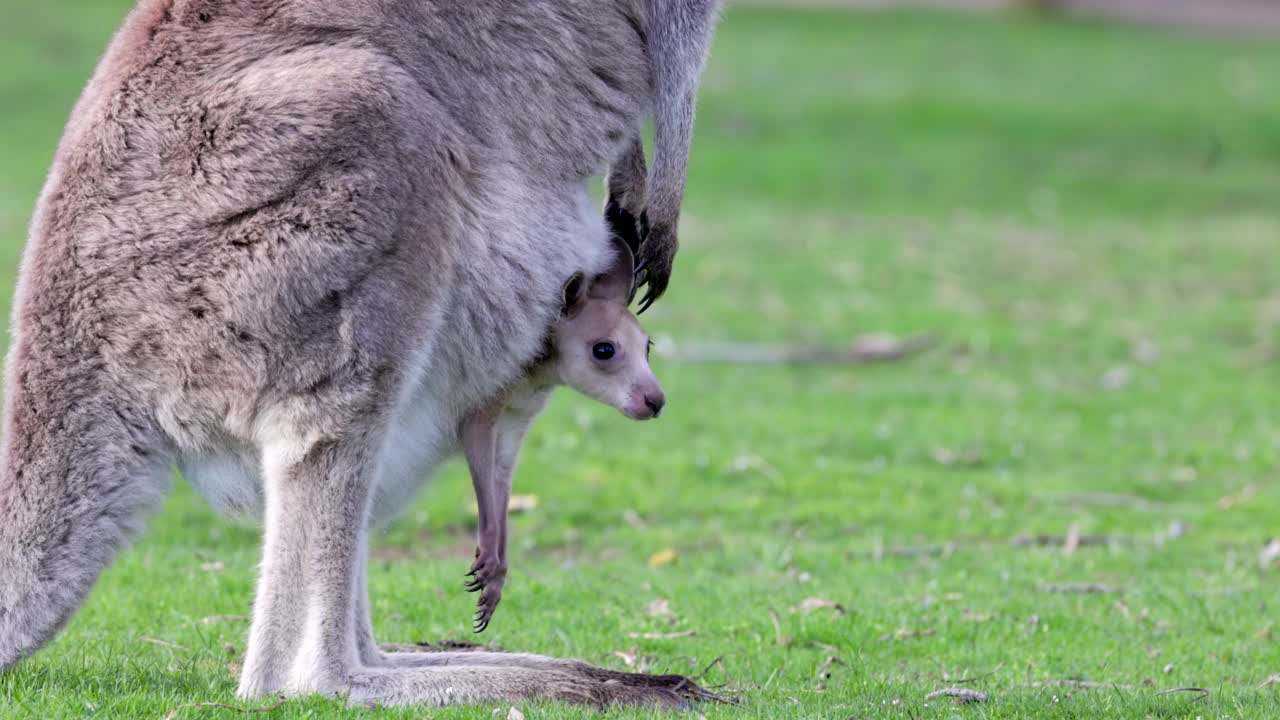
161, 697, 287, 720
654, 333, 936, 366
926, 687, 989, 704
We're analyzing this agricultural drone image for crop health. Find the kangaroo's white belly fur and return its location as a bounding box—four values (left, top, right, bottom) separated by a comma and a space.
180, 181, 604, 526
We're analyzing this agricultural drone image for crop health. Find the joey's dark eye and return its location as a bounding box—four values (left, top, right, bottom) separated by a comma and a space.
592, 342, 616, 361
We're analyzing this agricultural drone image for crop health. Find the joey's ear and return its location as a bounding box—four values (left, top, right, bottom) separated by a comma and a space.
588, 232, 636, 304
561, 272, 587, 318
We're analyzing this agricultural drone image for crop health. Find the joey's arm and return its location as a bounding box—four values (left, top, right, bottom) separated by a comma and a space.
489, 409, 542, 562
468, 392, 550, 633
461, 405, 504, 632
459, 393, 545, 633
461, 407, 500, 558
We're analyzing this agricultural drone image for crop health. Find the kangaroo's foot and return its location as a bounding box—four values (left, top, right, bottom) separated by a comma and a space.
341, 658, 723, 709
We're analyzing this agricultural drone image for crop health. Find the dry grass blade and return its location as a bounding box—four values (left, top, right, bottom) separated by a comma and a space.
1063, 523, 1081, 556
880, 628, 936, 640
612, 647, 648, 671
196, 615, 249, 625
161, 698, 286, 720
1257, 673, 1280, 688
790, 597, 846, 615
1027, 679, 1131, 689
693, 656, 724, 681
140, 637, 190, 653
815, 655, 846, 679
1156, 687, 1210, 701
1217, 484, 1258, 510
926, 687, 989, 704
854, 542, 959, 560
1260, 539, 1280, 567
931, 447, 984, 467
1039, 583, 1119, 594
626, 630, 697, 640
647, 599, 674, 619
669, 676, 742, 706
769, 609, 787, 647
1013, 533, 1117, 549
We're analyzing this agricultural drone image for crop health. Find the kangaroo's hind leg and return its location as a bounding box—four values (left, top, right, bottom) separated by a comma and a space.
238, 404, 391, 697
0, 363, 172, 670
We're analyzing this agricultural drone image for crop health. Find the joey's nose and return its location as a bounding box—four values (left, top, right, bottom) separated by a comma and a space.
644, 392, 665, 418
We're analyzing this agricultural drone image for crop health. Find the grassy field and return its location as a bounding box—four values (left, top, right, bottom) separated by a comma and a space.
4, 3, 1280, 719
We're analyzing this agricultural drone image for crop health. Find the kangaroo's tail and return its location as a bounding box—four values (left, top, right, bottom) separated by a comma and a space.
0, 342, 168, 670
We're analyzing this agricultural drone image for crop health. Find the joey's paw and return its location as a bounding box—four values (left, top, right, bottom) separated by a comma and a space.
472, 580, 505, 633
464, 549, 505, 593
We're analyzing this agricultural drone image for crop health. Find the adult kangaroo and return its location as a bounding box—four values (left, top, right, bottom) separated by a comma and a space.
0, 0, 721, 708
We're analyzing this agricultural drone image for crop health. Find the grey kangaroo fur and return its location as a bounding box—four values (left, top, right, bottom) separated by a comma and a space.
0, 0, 721, 709
464, 237, 664, 634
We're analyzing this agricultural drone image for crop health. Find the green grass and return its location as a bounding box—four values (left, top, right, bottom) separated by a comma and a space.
4, 3, 1280, 719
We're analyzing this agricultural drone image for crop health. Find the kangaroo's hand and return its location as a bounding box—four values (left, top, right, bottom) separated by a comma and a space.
634, 216, 676, 313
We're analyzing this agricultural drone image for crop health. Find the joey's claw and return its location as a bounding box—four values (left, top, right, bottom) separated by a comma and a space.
473, 606, 492, 633
472, 581, 504, 634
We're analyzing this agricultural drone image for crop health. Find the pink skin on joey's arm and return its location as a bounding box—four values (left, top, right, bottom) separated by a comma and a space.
460, 404, 507, 633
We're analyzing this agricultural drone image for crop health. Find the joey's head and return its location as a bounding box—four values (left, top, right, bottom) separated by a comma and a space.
553, 239, 664, 420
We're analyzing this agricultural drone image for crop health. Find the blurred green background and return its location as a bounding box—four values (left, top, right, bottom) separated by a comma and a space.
3, 1, 1280, 718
